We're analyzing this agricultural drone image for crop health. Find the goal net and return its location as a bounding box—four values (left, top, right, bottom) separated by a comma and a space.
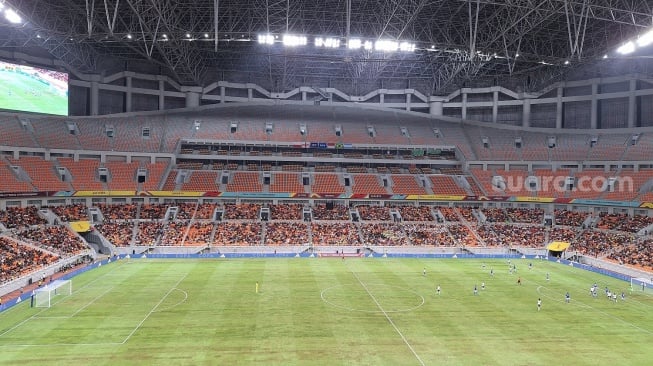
33, 279, 72, 308
630, 277, 653, 293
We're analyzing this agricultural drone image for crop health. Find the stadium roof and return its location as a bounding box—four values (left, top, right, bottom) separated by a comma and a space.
1, 0, 652, 95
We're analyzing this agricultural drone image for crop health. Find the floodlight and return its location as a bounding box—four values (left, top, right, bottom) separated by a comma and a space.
127, 34, 132, 39
603, 54, 608, 59
616, 41, 635, 55
4, 8, 21, 24
282, 34, 307, 47
348, 38, 361, 49
363, 40, 373, 50
399, 42, 415, 52
257, 34, 274, 45
564, 60, 570, 65
162, 34, 168, 38
636, 30, 653, 48
315, 37, 340, 48
375, 40, 398, 52
204, 33, 209, 38
186, 33, 191, 38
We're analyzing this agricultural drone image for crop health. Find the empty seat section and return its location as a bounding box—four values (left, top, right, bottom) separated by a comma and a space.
9, 157, 70, 191
226, 172, 263, 192
0, 158, 33, 192
391, 175, 426, 194
312, 174, 345, 194
142, 162, 168, 191
352, 174, 387, 194
270, 172, 304, 193
106, 161, 139, 190
58, 157, 103, 190
182, 171, 219, 191
429, 175, 466, 195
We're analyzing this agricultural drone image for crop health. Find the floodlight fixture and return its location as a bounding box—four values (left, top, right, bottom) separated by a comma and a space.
186, 33, 191, 38
363, 40, 373, 50
564, 60, 570, 65
258, 34, 274, 45
126, 34, 132, 39
347, 38, 361, 49
636, 30, 653, 48
375, 40, 398, 52
616, 41, 636, 55
603, 54, 608, 59
282, 34, 307, 47
399, 42, 415, 52
4, 8, 21, 24
162, 34, 168, 39
204, 33, 209, 38
315, 37, 340, 48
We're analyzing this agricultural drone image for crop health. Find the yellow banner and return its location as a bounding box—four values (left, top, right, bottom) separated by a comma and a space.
147, 191, 205, 197
74, 190, 136, 197
405, 194, 466, 201
546, 241, 571, 251
639, 202, 653, 209
70, 221, 91, 233
514, 196, 555, 203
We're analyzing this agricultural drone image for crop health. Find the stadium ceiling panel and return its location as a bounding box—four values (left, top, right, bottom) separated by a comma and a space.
0, 0, 651, 94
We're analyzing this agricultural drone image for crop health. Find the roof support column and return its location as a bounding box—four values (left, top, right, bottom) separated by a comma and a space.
590, 81, 598, 129
555, 86, 563, 129
522, 98, 531, 128
158, 80, 165, 110
492, 90, 498, 123
429, 98, 443, 116
628, 78, 637, 128
90, 79, 99, 116
125, 75, 133, 113
461, 89, 468, 120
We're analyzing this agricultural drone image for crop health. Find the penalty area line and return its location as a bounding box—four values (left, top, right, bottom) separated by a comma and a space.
120, 272, 190, 344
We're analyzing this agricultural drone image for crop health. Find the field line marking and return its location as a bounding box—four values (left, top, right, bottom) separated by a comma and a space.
348, 267, 426, 366
152, 288, 188, 313
0, 262, 126, 338
120, 272, 189, 344
35, 285, 116, 320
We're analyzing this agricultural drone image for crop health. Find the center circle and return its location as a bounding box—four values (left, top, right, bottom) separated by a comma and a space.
320, 284, 425, 313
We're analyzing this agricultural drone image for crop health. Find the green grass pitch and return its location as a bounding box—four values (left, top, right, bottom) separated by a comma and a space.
0, 258, 652, 365
0, 71, 68, 116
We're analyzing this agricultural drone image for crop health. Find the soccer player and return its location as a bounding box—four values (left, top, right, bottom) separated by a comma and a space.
537, 298, 542, 311
481, 282, 485, 290
474, 285, 478, 295
436, 285, 441, 295
517, 277, 522, 285
529, 262, 533, 270
565, 291, 570, 303
546, 272, 550, 282
490, 268, 494, 277
621, 292, 626, 300
255, 281, 259, 294
612, 293, 617, 302
423, 268, 426, 277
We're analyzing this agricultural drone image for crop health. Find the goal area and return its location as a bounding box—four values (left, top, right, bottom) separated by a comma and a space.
630, 277, 653, 292
33, 279, 72, 308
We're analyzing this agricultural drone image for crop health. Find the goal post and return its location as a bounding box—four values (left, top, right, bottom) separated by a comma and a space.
33, 279, 72, 308
630, 277, 653, 293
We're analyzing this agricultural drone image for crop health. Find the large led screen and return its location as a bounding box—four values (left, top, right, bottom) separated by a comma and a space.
0, 60, 68, 116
